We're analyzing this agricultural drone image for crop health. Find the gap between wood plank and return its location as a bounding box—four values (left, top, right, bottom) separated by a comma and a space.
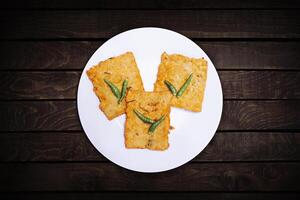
2, 38, 300, 42
1, 69, 300, 72
0, 129, 299, 133
1, 99, 300, 101
1, 160, 300, 164
1, 7, 300, 11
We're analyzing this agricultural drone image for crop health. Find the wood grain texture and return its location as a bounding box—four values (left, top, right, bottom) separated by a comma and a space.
1, 10, 299, 39
1, 192, 300, 200
1, 41, 300, 70
0, 100, 299, 131
0, 101, 80, 131
0, 132, 299, 162
0, 41, 100, 70
202, 42, 300, 70
0, 162, 300, 191
0, 72, 81, 99
220, 71, 300, 99
0, 0, 299, 196
1, 0, 300, 9
1, 71, 299, 100
221, 100, 300, 130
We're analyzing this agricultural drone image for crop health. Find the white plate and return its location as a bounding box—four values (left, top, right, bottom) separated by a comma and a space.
77, 27, 223, 173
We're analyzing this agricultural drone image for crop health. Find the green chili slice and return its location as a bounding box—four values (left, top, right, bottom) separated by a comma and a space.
149, 115, 165, 133
164, 80, 177, 96
104, 79, 121, 99
133, 109, 155, 124
176, 73, 193, 97
118, 80, 128, 104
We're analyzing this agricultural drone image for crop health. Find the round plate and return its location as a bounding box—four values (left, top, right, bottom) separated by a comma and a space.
77, 27, 223, 173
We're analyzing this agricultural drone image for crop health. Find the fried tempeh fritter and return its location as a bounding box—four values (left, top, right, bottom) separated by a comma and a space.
125, 90, 172, 151
154, 52, 207, 112
87, 52, 144, 120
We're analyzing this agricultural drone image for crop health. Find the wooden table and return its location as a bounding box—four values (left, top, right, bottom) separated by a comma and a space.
0, 0, 300, 199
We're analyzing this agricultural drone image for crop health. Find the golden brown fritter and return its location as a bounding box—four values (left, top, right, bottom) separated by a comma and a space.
154, 52, 207, 112
125, 90, 172, 151
87, 52, 144, 120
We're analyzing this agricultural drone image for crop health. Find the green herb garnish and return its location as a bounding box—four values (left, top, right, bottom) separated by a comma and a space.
164, 73, 193, 98
164, 80, 177, 95
176, 74, 193, 97
133, 109, 165, 133
104, 79, 121, 99
149, 115, 165, 133
118, 80, 128, 104
133, 109, 155, 124
104, 79, 128, 103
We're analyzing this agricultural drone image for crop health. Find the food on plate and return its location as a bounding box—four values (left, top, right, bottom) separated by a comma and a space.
86, 51, 208, 150
154, 52, 207, 112
87, 52, 144, 120
125, 90, 172, 151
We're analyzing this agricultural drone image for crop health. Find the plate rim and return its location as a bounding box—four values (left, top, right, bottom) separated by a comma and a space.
77, 27, 223, 173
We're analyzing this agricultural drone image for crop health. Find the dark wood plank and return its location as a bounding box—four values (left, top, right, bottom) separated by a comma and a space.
1, 192, 300, 200
1, 41, 300, 70
0, 72, 81, 99
0, 100, 299, 131
0, 162, 299, 191
221, 100, 300, 130
1, 10, 299, 39
220, 71, 300, 99
1, 0, 300, 9
0, 131, 102, 162
202, 42, 300, 70
0, 101, 80, 131
1, 71, 299, 100
0, 41, 100, 70
0, 132, 299, 162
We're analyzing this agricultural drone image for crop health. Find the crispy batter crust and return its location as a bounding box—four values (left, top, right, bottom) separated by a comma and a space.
87, 52, 144, 120
154, 52, 208, 112
125, 90, 172, 151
